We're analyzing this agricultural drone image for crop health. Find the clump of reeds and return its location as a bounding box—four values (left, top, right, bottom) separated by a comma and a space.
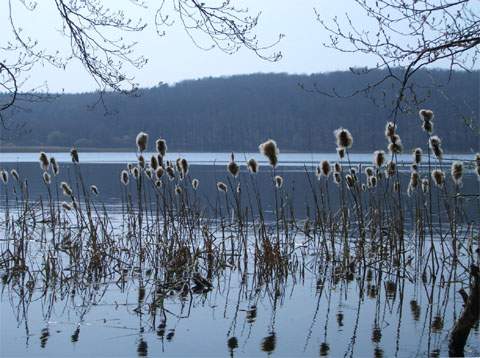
156, 138, 167, 156
431, 169, 445, 187
217, 181, 228, 193
259, 139, 279, 167
39, 152, 49, 171
429, 136, 443, 160
419, 109, 434, 134
228, 153, 240, 177
247, 158, 258, 173
334, 128, 353, 149
450, 161, 463, 185
136, 132, 148, 152
274, 175, 283, 188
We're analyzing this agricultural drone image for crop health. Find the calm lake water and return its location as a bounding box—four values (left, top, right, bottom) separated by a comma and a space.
1, 152, 479, 357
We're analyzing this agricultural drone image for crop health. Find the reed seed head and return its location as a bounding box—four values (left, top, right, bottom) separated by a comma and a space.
180, 158, 189, 176
132, 167, 140, 179
121, 170, 129, 185
333, 172, 341, 185
155, 139, 167, 156
431, 169, 445, 187
61, 181, 73, 196
450, 161, 463, 185
320, 160, 331, 177
345, 174, 355, 189
413, 148, 422, 164
429, 136, 443, 159
192, 178, 199, 190
39, 152, 50, 171
155, 180, 162, 188
62, 201, 73, 211
50, 157, 59, 175
421, 178, 429, 193
43, 172, 51, 185
90, 185, 99, 195
337, 148, 346, 159
386, 161, 396, 178
175, 185, 182, 195
368, 176, 377, 188
136, 132, 148, 152
259, 139, 279, 167
145, 168, 153, 179
419, 109, 434, 121
228, 154, 240, 177
334, 162, 342, 173
217, 181, 228, 193
138, 155, 145, 168
364, 167, 374, 177
475, 153, 480, 168
334, 128, 353, 149
156, 167, 164, 179
10, 169, 19, 181
274, 175, 283, 188
150, 155, 159, 170
385, 122, 396, 138
70, 148, 79, 163
166, 167, 175, 180
247, 158, 259, 173
373, 150, 385, 168
411, 163, 418, 172
422, 120, 433, 134
1, 170, 8, 184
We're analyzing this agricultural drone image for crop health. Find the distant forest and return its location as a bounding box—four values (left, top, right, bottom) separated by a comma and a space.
1, 69, 479, 153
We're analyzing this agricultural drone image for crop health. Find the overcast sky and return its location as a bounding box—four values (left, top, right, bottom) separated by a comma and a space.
0, 1, 434, 93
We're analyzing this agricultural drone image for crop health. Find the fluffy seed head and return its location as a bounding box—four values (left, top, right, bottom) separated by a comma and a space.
333, 172, 341, 185
450, 161, 463, 185
1, 170, 8, 184
413, 148, 422, 164
43, 172, 51, 185
409, 171, 420, 189
385, 122, 396, 138
228, 154, 240, 177
259, 139, 279, 167
386, 161, 396, 178
175, 185, 182, 195
419, 109, 434, 121
337, 148, 345, 159
320, 160, 331, 177
132, 167, 140, 179
247, 158, 258, 173
475, 153, 480, 168
411, 163, 419, 172
217, 181, 228, 193
121, 170, 129, 185
192, 178, 199, 190
334, 128, 353, 149
155, 180, 162, 188
364, 167, 374, 177
39, 152, 49, 171
90, 185, 99, 195
422, 120, 433, 134
274, 175, 283, 188
368, 176, 377, 188
136, 132, 148, 152
70, 148, 79, 163
62, 202, 73, 211
156, 167, 164, 179
180, 158, 189, 176
429, 136, 443, 159
373, 150, 385, 168
10, 169, 19, 181
421, 178, 429, 193
138, 155, 145, 168
61, 181, 73, 196
145, 168, 153, 179
150, 155, 159, 170
334, 162, 342, 173
345, 174, 355, 189
431, 169, 445, 187
388, 141, 403, 155
155, 138, 167, 156
50, 157, 59, 175
166, 166, 175, 180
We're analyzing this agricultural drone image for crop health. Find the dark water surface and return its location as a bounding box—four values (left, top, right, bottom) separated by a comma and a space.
1, 152, 479, 357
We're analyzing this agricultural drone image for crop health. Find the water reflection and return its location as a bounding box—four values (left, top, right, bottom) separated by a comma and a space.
261, 332, 276, 354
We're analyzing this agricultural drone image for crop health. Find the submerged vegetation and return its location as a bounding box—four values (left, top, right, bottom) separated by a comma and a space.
1, 109, 479, 356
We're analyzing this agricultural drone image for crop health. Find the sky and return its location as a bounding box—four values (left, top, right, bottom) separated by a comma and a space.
0, 0, 441, 93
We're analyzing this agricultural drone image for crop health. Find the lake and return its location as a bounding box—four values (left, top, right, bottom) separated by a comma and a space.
0, 152, 479, 357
